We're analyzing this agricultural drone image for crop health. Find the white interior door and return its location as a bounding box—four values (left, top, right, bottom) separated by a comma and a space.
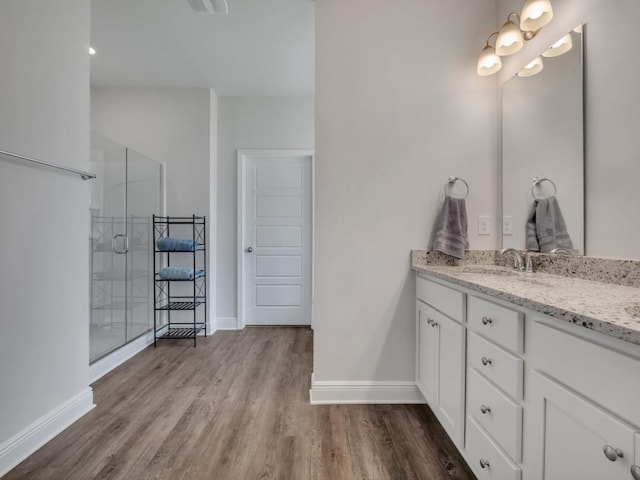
239, 151, 312, 326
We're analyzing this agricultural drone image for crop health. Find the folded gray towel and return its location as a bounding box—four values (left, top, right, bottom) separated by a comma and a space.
432, 196, 469, 259
526, 196, 573, 252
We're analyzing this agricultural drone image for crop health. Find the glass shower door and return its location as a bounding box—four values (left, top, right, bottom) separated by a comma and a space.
89, 134, 162, 363
126, 149, 161, 341
89, 135, 128, 362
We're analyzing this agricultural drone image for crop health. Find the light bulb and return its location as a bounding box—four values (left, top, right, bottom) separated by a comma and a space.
520, 0, 554, 32
517, 56, 544, 77
542, 33, 573, 58
477, 45, 502, 76
89, 46, 96, 55
496, 19, 524, 56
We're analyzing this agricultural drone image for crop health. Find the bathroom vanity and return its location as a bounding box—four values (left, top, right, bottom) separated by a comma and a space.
412, 252, 640, 480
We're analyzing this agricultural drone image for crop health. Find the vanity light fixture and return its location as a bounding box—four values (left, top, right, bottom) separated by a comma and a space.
496, 13, 524, 56
477, 32, 502, 76
542, 33, 573, 57
477, 0, 554, 76
517, 56, 544, 77
520, 0, 554, 32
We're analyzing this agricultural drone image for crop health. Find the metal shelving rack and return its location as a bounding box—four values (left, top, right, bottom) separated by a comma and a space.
153, 215, 207, 347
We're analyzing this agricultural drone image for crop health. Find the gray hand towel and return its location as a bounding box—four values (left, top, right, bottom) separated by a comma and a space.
432, 196, 469, 259
525, 196, 573, 253
525, 203, 540, 251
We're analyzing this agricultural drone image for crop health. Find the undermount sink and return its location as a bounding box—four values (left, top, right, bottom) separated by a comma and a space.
455, 265, 524, 277
625, 304, 640, 318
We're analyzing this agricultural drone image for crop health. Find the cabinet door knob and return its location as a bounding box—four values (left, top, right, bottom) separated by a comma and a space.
481, 357, 492, 366
479, 459, 490, 469
603, 445, 624, 462
482, 316, 493, 325
246, 246, 253, 253
426, 318, 433, 325
431, 321, 438, 327
480, 404, 491, 414
630, 465, 640, 480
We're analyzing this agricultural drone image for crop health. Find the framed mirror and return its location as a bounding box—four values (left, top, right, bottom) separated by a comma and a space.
501, 25, 584, 254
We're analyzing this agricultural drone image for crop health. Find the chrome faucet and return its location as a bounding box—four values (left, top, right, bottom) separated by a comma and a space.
550, 247, 572, 255
499, 248, 525, 271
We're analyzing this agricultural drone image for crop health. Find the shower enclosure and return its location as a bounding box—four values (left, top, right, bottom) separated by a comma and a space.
89, 134, 163, 363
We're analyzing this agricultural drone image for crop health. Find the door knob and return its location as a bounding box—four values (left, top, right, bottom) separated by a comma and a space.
603, 445, 624, 462
630, 465, 640, 480
246, 247, 253, 253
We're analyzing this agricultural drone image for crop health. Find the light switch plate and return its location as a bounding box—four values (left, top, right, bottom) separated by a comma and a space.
503, 216, 513, 235
478, 216, 491, 236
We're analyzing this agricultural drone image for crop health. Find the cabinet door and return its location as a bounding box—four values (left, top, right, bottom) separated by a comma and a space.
435, 312, 465, 447
417, 301, 438, 405
527, 371, 637, 480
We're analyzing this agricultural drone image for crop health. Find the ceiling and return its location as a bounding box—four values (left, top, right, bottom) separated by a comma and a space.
90, 0, 314, 96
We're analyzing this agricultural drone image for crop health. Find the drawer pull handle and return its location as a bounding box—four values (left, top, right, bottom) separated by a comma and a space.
479, 459, 490, 469
603, 445, 624, 462
481, 357, 492, 366
631, 465, 640, 480
480, 404, 491, 414
482, 316, 493, 325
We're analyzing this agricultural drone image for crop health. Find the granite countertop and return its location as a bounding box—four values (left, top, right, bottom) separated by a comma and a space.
412, 261, 640, 346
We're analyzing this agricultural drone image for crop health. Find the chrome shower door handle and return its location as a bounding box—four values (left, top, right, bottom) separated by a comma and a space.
112, 234, 129, 254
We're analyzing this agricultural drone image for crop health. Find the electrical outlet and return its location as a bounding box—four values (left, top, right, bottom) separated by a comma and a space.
478, 216, 491, 236
503, 216, 513, 235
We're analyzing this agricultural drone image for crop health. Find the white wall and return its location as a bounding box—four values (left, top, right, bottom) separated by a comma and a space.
216, 97, 314, 324
0, 0, 93, 473
91, 87, 217, 328
496, 0, 640, 260
313, 0, 498, 385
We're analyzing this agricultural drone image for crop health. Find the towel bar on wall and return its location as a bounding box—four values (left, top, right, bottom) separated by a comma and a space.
0, 148, 96, 180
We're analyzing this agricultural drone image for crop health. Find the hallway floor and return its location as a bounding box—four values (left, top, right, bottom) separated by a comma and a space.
5, 327, 475, 480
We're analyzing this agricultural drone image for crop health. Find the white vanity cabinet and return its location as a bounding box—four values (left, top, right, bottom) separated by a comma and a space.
526, 319, 640, 480
528, 370, 639, 480
414, 270, 640, 480
416, 275, 466, 448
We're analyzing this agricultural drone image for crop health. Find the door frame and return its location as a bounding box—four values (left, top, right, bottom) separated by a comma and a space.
236, 149, 315, 330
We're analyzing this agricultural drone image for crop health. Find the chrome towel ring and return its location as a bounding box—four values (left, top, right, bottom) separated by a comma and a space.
531, 177, 557, 200
445, 176, 470, 199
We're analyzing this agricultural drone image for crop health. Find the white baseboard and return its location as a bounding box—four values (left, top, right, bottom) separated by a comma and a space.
89, 330, 155, 384
206, 321, 216, 336
216, 317, 239, 330
309, 373, 426, 405
0, 388, 94, 477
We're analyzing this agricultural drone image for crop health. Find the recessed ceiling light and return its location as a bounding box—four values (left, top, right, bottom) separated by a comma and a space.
89, 47, 96, 55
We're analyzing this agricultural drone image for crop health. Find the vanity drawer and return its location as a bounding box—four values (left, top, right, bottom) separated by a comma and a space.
468, 296, 523, 353
465, 416, 521, 480
468, 332, 523, 400
416, 275, 464, 322
468, 368, 522, 462
530, 320, 640, 427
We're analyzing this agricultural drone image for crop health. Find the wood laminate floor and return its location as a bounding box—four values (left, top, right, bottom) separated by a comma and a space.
5, 327, 475, 480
